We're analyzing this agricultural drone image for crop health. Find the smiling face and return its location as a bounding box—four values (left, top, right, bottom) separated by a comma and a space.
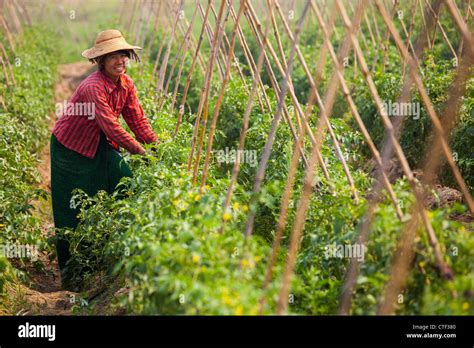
102, 50, 130, 81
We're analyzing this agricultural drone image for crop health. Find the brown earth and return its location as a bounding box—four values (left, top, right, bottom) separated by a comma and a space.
15, 62, 95, 315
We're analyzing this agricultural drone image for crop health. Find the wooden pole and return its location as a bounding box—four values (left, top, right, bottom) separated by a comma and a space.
156, 0, 184, 94
243, 0, 311, 239
0, 42, 14, 85
275, 0, 366, 315
200, 0, 244, 190
219, 0, 273, 234
191, 1, 231, 184
187, 0, 225, 172
173, 0, 212, 138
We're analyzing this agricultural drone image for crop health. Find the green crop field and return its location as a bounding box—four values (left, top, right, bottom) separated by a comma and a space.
0, 0, 472, 324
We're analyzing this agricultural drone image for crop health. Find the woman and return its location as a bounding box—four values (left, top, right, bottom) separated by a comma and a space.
51, 29, 158, 288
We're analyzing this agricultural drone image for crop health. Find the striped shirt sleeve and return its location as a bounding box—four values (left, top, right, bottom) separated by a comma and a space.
82, 83, 146, 155
121, 81, 158, 144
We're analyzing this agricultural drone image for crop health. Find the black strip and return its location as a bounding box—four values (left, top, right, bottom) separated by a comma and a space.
0, 316, 472, 346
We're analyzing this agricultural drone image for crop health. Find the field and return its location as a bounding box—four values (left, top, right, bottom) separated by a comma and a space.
0, 0, 473, 317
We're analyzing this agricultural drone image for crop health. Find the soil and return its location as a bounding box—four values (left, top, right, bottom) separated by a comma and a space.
14, 62, 95, 315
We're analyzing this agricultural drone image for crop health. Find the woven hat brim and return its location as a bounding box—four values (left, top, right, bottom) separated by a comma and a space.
82, 42, 142, 59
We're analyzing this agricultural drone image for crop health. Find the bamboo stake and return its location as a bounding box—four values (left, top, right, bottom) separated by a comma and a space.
231, 0, 314, 175
209, 1, 232, 80
377, 0, 474, 314
398, 5, 420, 70
156, 0, 184, 95
157, 2, 199, 108
384, 0, 474, 213
191, 1, 231, 184
150, 27, 168, 84
219, 3, 272, 235
0, 55, 11, 86
0, 94, 6, 110
216, 1, 255, 100
274, 0, 360, 203
381, 0, 399, 72
337, 0, 457, 314
169, 28, 192, 117
369, 0, 382, 42
429, 4, 439, 47
268, 1, 286, 65
187, 0, 225, 172
235, 3, 312, 173
243, 0, 311, 240
367, 0, 383, 71
227, 2, 270, 114
135, 0, 150, 45
140, 0, 162, 76
274, 0, 367, 315
0, 42, 15, 85
11, 0, 27, 27
17, 0, 32, 26
216, 1, 264, 114
457, 0, 472, 57
173, 0, 212, 138
244, 1, 334, 190
417, 0, 432, 49
245, 2, 305, 132
445, 0, 474, 51
402, 0, 419, 76
242, 1, 320, 174
162, 5, 199, 101
348, 1, 369, 52
258, 3, 345, 314
0, 13, 16, 54
6, 0, 22, 33
178, 9, 206, 74
311, 1, 403, 220
378, 52, 474, 314
126, 0, 138, 35
197, 1, 225, 81
425, 0, 458, 61
337, 0, 445, 315
200, 0, 244, 190
143, 0, 157, 48
362, 4, 376, 47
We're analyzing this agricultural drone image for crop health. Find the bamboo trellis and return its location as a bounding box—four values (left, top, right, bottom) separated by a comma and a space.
5, 0, 472, 316
115, 0, 474, 315
135, 0, 473, 314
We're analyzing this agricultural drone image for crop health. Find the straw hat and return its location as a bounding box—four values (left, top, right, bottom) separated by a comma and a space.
82, 29, 142, 60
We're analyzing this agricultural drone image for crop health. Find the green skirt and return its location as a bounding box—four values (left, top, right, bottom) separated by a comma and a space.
50, 132, 132, 273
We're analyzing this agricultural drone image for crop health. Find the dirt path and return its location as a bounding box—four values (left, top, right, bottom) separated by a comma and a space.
18, 62, 95, 315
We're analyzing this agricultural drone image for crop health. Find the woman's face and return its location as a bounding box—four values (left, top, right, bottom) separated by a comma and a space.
103, 51, 129, 80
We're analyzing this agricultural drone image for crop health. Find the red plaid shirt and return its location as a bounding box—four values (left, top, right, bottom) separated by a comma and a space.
53, 70, 158, 158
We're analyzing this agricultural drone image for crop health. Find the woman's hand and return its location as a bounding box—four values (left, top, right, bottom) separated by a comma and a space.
139, 141, 160, 158
149, 142, 159, 155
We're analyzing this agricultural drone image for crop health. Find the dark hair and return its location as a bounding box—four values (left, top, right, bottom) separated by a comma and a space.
89, 49, 140, 71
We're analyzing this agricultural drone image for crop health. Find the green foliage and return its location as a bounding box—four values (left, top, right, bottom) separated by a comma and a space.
63, 148, 284, 315
0, 27, 59, 311
351, 52, 473, 190
3, 9, 471, 316
0, 28, 58, 244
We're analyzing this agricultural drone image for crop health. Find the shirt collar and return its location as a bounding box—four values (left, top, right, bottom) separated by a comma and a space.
99, 70, 127, 94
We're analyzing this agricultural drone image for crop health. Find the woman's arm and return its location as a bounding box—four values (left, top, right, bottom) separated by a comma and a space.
121, 81, 159, 145
83, 83, 146, 155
